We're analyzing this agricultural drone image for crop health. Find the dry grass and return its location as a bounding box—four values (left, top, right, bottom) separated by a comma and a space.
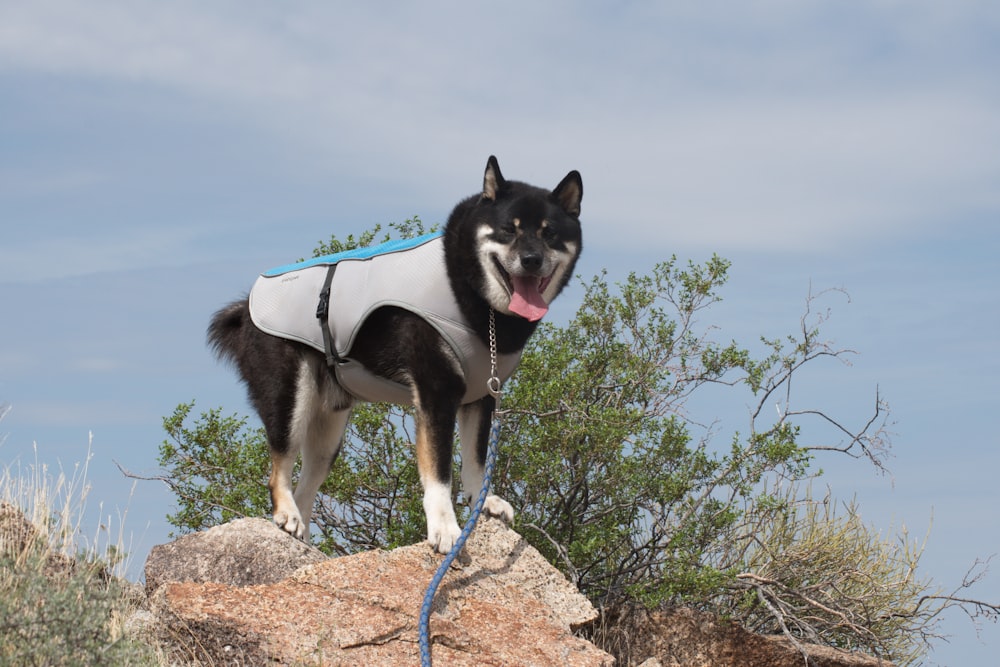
0, 414, 161, 665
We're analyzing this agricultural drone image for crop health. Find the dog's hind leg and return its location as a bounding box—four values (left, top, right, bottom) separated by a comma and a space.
275, 359, 353, 541
293, 405, 351, 540
269, 446, 304, 538
458, 396, 514, 523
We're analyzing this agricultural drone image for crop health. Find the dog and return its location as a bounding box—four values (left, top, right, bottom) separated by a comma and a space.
208, 156, 582, 553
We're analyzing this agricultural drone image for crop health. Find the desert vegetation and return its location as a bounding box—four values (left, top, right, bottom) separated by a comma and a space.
0, 426, 157, 666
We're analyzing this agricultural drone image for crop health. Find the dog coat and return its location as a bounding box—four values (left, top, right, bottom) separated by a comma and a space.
248, 232, 522, 405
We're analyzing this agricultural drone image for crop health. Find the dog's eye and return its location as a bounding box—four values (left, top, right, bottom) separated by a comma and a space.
497, 222, 516, 239
541, 225, 559, 245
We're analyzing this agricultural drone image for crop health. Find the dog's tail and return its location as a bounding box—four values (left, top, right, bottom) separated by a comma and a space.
207, 299, 250, 366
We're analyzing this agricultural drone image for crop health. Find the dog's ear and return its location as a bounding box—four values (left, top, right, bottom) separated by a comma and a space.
552, 170, 583, 218
482, 155, 505, 201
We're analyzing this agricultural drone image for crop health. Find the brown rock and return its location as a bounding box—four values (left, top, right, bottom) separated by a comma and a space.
600, 606, 894, 667
0, 501, 37, 556
148, 516, 612, 666
0, 501, 88, 579
143, 517, 327, 595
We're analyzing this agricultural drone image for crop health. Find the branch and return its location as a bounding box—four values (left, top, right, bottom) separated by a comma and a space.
884, 556, 1000, 633
793, 386, 893, 473
735, 571, 886, 655
744, 578, 813, 666
114, 461, 250, 523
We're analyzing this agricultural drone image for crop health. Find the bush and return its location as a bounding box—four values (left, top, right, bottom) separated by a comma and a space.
0, 532, 133, 666
0, 432, 158, 666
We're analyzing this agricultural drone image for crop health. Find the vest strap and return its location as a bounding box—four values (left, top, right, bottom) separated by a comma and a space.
316, 264, 342, 367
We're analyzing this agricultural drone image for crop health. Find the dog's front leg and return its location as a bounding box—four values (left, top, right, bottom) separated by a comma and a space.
458, 397, 514, 523
414, 392, 463, 554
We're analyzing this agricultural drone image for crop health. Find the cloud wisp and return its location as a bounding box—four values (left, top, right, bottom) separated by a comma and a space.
1, 2, 997, 259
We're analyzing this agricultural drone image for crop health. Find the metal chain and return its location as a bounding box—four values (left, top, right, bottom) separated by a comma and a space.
486, 307, 501, 407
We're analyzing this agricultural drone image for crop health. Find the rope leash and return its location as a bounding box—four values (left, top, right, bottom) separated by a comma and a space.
418, 308, 503, 667
417, 416, 501, 665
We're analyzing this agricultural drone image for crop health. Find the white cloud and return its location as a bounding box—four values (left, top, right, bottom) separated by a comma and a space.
10, 398, 156, 427
576, 90, 1000, 252
0, 351, 36, 376
71, 357, 126, 373
0, 1, 997, 257
0, 225, 209, 283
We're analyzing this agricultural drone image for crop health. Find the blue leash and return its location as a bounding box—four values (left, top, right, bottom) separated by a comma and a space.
418, 415, 501, 666
418, 309, 503, 666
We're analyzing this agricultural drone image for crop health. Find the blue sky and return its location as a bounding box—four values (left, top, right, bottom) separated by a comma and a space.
1, 2, 998, 663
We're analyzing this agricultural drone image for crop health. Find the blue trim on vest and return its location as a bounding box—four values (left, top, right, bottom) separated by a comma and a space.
262, 231, 443, 277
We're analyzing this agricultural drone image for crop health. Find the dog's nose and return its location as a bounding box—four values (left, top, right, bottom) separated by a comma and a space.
520, 251, 542, 273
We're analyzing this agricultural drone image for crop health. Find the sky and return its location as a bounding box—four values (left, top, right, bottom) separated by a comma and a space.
1, 2, 998, 664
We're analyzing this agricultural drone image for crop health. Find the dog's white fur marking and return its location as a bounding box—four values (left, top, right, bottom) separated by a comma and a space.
458, 403, 485, 502
412, 385, 463, 552
458, 402, 515, 524
475, 225, 576, 317
545, 240, 577, 302
293, 407, 351, 539
423, 480, 461, 552
484, 495, 514, 523
475, 233, 517, 316
270, 461, 302, 538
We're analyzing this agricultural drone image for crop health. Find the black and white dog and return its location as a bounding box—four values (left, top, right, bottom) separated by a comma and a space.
208, 156, 582, 553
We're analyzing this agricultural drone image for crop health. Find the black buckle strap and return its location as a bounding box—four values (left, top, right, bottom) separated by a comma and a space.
316, 264, 342, 367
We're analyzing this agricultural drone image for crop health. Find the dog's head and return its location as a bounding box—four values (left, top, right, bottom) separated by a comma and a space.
473, 156, 582, 322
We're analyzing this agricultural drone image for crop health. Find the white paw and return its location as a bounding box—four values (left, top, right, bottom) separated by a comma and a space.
427, 520, 463, 554
273, 509, 306, 540
483, 495, 514, 523
424, 482, 461, 554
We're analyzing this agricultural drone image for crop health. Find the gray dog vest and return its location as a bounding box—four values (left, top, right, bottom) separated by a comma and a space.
248, 233, 522, 405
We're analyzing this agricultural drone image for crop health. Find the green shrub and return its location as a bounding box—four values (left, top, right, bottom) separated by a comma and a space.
0, 439, 158, 666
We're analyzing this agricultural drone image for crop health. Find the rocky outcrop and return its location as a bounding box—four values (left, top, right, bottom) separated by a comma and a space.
144, 516, 612, 666
2, 500, 895, 666
139, 515, 894, 667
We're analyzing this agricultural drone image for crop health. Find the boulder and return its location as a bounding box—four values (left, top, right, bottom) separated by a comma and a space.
144, 517, 327, 595
0, 501, 37, 555
146, 516, 613, 666
0, 501, 89, 579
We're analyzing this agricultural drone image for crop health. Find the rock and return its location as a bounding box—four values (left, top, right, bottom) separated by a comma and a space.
143, 517, 327, 595
0, 501, 90, 579
605, 606, 894, 667
146, 516, 613, 666
0, 501, 36, 555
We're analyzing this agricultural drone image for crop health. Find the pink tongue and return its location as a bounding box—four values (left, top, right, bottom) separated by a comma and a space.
509, 276, 549, 321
